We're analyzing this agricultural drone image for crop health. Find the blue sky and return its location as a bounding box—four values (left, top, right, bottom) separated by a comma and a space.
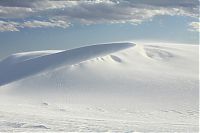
0, 0, 199, 59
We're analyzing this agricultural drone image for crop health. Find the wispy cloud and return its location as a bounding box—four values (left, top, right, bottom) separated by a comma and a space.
188, 22, 199, 32
0, 0, 199, 31
0, 20, 19, 32
0, 20, 70, 32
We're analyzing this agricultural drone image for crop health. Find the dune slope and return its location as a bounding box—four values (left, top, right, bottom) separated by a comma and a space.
0, 42, 198, 132
0, 42, 134, 86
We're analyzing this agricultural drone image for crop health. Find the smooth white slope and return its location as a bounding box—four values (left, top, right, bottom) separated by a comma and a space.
0, 42, 134, 86
0, 42, 198, 132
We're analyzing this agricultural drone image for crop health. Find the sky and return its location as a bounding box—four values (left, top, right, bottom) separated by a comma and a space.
0, 0, 199, 59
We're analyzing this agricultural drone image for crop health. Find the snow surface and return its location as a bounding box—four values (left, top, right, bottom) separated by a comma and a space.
0, 42, 198, 132
0, 42, 133, 86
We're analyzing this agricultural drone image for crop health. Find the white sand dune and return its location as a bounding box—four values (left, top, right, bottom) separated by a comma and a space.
0, 42, 134, 86
0, 42, 198, 132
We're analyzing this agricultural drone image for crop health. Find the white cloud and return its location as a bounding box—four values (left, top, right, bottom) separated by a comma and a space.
22, 20, 70, 28
0, 6, 33, 19
0, 21, 19, 32
189, 22, 200, 32
0, 20, 70, 32
0, 0, 199, 31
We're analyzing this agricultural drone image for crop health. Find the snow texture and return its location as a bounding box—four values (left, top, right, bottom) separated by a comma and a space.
0, 42, 198, 132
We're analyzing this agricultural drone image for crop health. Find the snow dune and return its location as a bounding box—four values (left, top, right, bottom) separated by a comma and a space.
0, 42, 198, 132
0, 42, 134, 86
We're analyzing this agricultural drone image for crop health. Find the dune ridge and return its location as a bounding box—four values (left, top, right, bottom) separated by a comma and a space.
0, 42, 134, 86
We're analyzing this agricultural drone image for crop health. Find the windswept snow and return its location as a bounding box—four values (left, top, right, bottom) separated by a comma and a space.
0, 42, 134, 86
0, 42, 198, 132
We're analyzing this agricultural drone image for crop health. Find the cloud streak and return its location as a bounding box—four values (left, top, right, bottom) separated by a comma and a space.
0, 0, 199, 32
0, 20, 70, 32
189, 22, 199, 32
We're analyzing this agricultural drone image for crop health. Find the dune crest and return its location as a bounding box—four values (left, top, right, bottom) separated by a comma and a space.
0, 42, 134, 86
